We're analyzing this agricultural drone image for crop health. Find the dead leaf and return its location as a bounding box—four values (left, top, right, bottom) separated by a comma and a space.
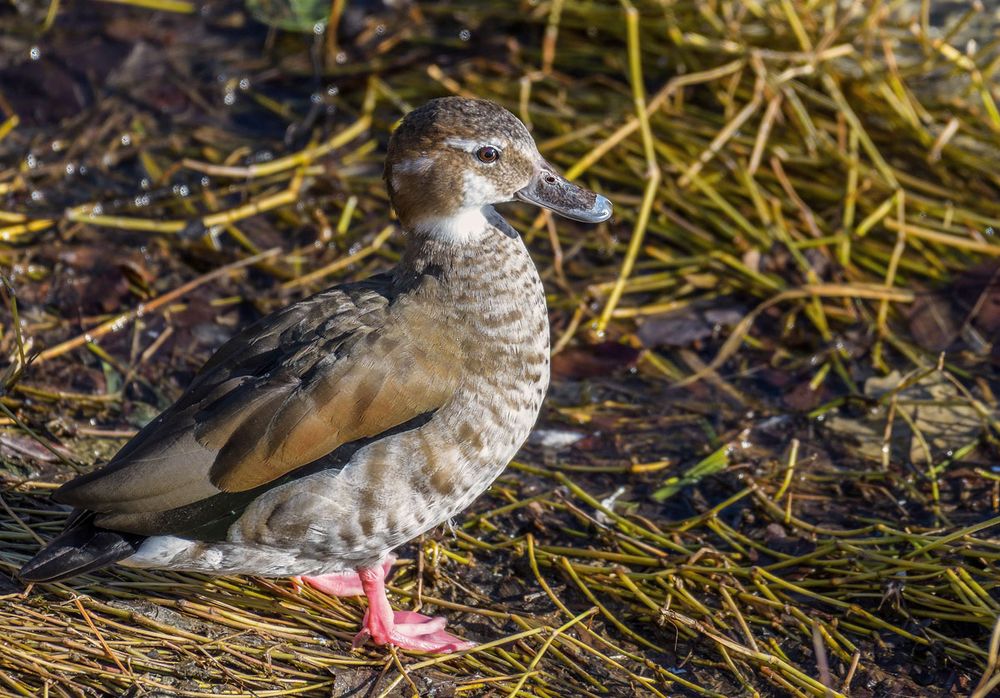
551, 342, 641, 379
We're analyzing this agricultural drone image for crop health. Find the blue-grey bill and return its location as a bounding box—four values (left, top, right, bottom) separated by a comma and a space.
516, 165, 612, 223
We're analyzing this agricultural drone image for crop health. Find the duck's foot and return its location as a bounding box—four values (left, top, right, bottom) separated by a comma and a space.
295, 555, 396, 596
354, 562, 474, 654
354, 609, 475, 653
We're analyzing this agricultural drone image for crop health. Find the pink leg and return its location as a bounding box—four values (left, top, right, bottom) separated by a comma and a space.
297, 556, 396, 596
354, 563, 475, 653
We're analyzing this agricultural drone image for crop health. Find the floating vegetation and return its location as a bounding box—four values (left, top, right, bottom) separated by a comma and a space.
1, 0, 1000, 696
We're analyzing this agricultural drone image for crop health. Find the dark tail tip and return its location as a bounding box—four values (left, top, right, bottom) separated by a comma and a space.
20, 520, 142, 583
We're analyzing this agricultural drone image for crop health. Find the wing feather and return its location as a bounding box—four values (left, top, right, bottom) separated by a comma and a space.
54, 276, 460, 521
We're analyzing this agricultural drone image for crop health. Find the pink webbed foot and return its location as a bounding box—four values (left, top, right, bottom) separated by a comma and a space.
354, 563, 475, 654
354, 609, 475, 653
293, 555, 396, 597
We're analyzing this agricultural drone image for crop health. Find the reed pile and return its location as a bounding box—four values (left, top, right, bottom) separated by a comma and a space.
1, 1, 999, 695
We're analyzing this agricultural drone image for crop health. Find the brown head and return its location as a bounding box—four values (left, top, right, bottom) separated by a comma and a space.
385, 97, 611, 241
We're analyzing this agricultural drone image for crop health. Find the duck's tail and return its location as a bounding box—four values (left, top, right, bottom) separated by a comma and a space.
19, 512, 144, 583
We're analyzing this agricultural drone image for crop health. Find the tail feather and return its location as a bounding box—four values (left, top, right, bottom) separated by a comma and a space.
20, 513, 144, 583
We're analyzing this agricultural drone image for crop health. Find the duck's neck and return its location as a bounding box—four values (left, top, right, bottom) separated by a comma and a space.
399, 205, 520, 277
395, 208, 548, 354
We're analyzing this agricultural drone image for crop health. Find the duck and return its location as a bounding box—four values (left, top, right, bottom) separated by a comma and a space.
19, 96, 612, 653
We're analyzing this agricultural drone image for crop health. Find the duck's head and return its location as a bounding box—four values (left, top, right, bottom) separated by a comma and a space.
385, 97, 612, 240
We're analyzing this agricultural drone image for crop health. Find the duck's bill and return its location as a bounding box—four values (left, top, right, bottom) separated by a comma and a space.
515, 163, 612, 223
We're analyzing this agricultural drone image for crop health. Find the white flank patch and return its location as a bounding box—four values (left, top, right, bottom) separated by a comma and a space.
121, 535, 192, 568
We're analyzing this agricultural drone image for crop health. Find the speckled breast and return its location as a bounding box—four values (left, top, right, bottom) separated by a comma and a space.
231, 224, 550, 574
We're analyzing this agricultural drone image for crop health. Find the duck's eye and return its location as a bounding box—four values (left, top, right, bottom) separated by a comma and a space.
476, 146, 499, 163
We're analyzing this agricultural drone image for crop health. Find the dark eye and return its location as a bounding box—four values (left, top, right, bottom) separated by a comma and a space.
476, 146, 499, 163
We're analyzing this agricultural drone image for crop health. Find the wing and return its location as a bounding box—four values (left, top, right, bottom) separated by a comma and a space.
54, 274, 462, 533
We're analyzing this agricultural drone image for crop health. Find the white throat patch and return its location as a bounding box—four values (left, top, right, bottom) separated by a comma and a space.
415, 207, 490, 243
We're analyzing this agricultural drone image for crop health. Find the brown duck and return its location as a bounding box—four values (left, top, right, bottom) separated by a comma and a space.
20, 97, 612, 653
